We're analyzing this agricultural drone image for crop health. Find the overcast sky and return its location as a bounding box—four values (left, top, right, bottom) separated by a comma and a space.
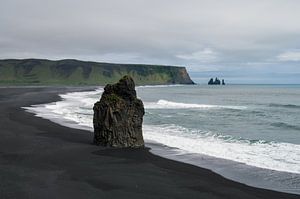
1, 0, 300, 83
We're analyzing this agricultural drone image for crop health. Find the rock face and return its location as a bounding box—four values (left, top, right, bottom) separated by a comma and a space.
0, 59, 195, 85
222, 79, 225, 85
208, 77, 225, 85
208, 78, 214, 85
93, 75, 145, 147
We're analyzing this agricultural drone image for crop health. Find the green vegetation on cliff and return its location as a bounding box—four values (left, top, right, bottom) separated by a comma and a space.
0, 59, 194, 85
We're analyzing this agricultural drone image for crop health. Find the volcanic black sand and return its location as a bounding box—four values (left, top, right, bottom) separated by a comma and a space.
0, 87, 299, 199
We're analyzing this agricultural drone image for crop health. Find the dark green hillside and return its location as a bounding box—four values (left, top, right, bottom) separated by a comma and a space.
0, 59, 194, 85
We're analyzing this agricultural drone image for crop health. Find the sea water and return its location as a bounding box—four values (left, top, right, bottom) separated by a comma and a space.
24, 85, 300, 194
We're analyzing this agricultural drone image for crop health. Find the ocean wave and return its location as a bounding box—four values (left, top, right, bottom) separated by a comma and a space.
143, 124, 300, 174
23, 88, 300, 174
269, 103, 300, 109
137, 84, 184, 88
271, 122, 300, 131
145, 100, 247, 110
59, 88, 103, 100
23, 89, 101, 129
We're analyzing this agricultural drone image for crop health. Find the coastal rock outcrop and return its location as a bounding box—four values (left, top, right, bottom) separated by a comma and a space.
93, 75, 145, 147
0, 59, 195, 85
222, 79, 225, 85
208, 77, 225, 85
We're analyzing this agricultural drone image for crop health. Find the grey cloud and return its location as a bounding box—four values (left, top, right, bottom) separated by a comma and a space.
1, 0, 300, 83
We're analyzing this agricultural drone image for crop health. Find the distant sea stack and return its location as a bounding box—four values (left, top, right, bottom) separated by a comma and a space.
0, 59, 194, 85
93, 75, 145, 148
208, 77, 225, 85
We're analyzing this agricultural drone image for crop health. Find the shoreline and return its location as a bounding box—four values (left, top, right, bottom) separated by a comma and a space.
147, 141, 300, 195
0, 87, 299, 198
23, 85, 300, 194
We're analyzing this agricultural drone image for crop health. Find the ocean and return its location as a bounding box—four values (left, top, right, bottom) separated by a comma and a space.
24, 84, 300, 194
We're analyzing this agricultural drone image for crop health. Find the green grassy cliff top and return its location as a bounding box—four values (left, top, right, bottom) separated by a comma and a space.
0, 58, 194, 86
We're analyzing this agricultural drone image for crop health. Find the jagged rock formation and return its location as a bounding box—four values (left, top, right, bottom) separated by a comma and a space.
208, 78, 214, 85
93, 75, 145, 148
208, 77, 225, 85
222, 79, 225, 85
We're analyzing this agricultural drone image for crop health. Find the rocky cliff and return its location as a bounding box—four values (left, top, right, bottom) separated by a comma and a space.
93, 75, 144, 147
0, 59, 194, 85
208, 77, 225, 85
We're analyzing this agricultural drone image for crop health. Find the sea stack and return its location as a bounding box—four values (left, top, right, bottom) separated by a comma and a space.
222, 79, 225, 85
208, 77, 221, 85
93, 75, 145, 148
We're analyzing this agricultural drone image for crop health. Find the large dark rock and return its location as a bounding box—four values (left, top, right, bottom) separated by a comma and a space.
222, 79, 225, 85
208, 78, 214, 85
214, 77, 221, 85
93, 75, 145, 147
208, 77, 223, 85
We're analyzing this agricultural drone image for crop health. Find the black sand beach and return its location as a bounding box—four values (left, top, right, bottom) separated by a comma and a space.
0, 87, 299, 199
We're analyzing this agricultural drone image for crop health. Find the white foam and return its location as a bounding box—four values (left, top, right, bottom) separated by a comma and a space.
145, 99, 247, 110
23, 88, 300, 174
24, 88, 103, 129
143, 124, 300, 174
